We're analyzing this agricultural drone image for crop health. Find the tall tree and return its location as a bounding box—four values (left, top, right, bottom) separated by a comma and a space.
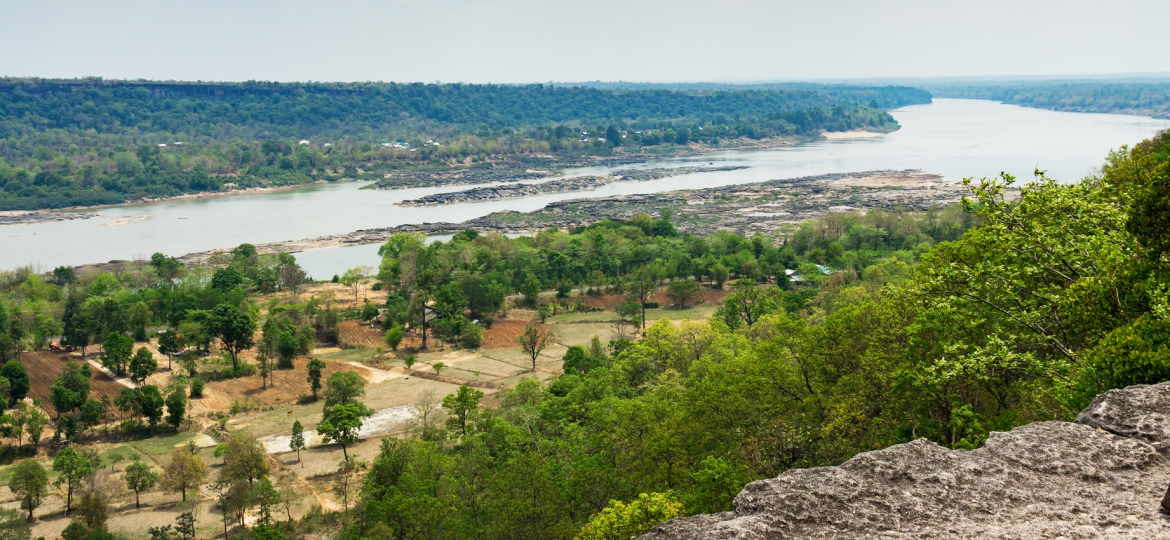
8, 459, 47, 521
289, 420, 306, 466
0, 360, 29, 406
99, 332, 134, 376
318, 402, 364, 461
48, 360, 91, 420
306, 358, 326, 400
159, 448, 207, 501
441, 385, 484, 436
627, 268, 657, 330
129, 347, 157, 386
123, 459, 159, 508
221, 434, 268, 485
206, 304, 255, 372
52, 446, 93, 516
518, 322, 554, 371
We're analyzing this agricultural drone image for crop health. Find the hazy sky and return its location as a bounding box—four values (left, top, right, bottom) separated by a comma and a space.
2, 0, 1168, 83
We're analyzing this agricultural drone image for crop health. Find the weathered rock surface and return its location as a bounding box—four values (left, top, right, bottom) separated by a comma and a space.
641, 382, 1170, 539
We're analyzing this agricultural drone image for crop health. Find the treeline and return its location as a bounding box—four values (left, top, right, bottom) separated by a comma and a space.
337, 131, 1170, 539
561, 80, 932, 107
927, 80, 1170, 118
0, 78, 925, 210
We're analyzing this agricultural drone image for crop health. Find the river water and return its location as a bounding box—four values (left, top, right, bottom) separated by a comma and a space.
3, 98, 1168, 277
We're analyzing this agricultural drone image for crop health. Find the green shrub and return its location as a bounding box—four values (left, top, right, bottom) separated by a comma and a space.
189, 378, 205, 397
461, 324, 483, 349
1088, 314, 1170, 389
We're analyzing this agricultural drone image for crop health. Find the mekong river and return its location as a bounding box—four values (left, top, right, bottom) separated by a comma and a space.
3, 99, 1168, 277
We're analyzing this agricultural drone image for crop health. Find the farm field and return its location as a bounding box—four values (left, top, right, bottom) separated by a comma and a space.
20, 351, 128, 416
189, 355, 381, 414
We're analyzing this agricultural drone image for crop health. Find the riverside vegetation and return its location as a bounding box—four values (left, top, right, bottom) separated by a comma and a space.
927, 79, 1170, 118
1, 131, 1169, 538
0, 79, 926, 210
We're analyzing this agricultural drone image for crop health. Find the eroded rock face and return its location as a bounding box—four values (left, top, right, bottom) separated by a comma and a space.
641, 382, 1170, 539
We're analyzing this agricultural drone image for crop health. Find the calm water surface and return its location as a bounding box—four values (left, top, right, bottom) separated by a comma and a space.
3, 99, 1168, 276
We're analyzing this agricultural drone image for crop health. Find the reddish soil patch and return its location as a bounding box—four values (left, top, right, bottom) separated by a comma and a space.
19, 351, 127, 416
481, 319, 549, 349
339, 320, 385, 348
191, 356, 373, 414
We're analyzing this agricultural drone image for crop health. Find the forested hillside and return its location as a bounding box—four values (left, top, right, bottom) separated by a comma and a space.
0, 79, 927, 210
927, 80, 1170, 118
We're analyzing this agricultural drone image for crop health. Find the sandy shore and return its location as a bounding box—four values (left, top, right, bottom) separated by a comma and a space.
821, 130, 887, 140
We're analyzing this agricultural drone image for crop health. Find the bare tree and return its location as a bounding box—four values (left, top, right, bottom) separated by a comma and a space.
518, 322, 554, 371
281, 264, 307, 296
411, 389, 444, 430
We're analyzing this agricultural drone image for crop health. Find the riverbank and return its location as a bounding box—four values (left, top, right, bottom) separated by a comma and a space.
0, 180, 344, 227
65, 169, 982, 274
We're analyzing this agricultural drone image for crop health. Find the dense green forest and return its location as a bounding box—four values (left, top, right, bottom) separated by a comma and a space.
926, 80, 1170, 118
0, 79, 926, 210
5, 129, 1170, 538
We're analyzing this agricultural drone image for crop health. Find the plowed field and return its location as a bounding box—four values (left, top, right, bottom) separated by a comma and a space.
481, 319, 549, 349
191, 356, 374, 414
338, 320, 384, 348
20, 351, 127, 415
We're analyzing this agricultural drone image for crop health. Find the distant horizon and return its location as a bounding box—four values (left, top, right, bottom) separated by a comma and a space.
4, 1, 1168, 84
5, 72, 1170, 87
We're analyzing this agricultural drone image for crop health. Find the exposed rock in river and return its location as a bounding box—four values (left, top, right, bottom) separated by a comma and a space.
395, 166, 749, 206
639, 382, 1170, 539
0, 210, 96, 226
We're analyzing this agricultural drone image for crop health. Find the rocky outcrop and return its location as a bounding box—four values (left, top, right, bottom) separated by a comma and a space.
641, 382, 1170, 539
395, 166, 748, 206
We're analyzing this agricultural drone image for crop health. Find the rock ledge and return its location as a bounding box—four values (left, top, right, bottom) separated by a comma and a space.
641, 382, 1170, 539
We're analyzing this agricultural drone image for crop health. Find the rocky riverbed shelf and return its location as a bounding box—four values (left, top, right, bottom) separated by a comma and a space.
0, 210, 97, 226
395, 166, 749, 206
472, 169, 980, 237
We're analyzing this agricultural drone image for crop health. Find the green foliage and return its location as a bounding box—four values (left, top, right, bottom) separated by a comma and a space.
929, 81, 1170, 118
124, 459, 159, 508
306, 358, 326, 400
441, 385, 484, 436
99, 332, 133, 376
53, 446, 93, 514
384, 326, 404, 351
8, 459, 47, 521
318, 402, 366, 460
165, 388, 186, 429
49, 360, 92, 437
129, 347, 157, 386
290, 420, 306, 463
576, 492, 684, 540
220, 434, 268, 485
204, 303, 256, 371
188, 378, 204, 397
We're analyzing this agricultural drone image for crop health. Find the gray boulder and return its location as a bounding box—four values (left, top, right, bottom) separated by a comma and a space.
640, 382, 1170, 539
